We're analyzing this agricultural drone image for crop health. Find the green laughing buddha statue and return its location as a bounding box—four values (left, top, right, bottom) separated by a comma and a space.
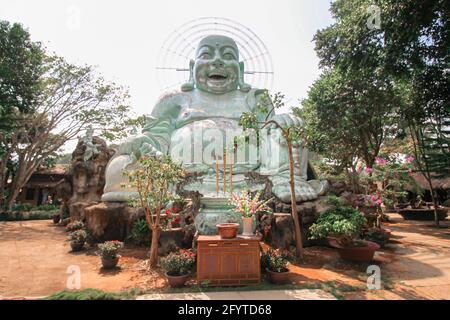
102, 35, 327, 205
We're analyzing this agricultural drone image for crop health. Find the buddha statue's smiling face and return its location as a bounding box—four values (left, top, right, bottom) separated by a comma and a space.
193, 35, 240, 94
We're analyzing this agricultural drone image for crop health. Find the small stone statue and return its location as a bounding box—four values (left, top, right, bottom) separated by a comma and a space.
81, 126, 102, 162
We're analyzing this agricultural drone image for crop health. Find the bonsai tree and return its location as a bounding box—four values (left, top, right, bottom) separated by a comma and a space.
124, 155, 185, 268
309, 196, 367, 247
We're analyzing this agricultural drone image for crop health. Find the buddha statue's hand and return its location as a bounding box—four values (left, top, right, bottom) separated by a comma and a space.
269, 174, 321, 203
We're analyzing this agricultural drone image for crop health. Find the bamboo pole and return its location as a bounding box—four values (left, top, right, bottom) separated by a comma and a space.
223, 150, 227, 194
215, 156, 219, 195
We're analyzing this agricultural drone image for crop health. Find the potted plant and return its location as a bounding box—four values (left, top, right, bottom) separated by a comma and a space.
364, 227, 391, 248
229, 190, 272, 236
66, 220, 84, 232
68, 230, 87, 252
98, 240, 123, 269
261, 248, 292, 284
160, 249, 196, 288
309, 197, 380, 263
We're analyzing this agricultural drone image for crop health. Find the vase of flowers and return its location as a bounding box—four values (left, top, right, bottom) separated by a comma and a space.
98, 240, 123, 269
229, 190, 272, 236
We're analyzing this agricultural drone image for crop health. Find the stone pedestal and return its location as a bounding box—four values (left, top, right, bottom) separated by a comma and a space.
84, 202, 142, 242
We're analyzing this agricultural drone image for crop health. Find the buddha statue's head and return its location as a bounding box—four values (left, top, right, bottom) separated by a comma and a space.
182, 35, 251, 94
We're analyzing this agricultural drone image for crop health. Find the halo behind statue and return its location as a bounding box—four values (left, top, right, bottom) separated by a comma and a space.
156, 17, 274, 92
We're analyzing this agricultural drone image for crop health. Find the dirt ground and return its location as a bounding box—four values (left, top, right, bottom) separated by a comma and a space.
0, 213, 449, 299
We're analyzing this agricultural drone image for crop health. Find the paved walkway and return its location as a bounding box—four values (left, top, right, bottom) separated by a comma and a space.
136, 289, 336, 300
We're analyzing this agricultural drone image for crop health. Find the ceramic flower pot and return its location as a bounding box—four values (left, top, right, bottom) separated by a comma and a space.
267, 269, 290, 284
101, 256, 119, 269
242, 217, 254, 236
216, 223, 239, 239
165, 272, 190, 288
70, 241, 85, 252
328, 239, 380, 263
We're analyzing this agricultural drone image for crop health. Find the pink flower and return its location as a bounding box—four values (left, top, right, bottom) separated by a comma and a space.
365, 167, 374, 173
408, 168, 413, 173
405, 155, 415, 163
375, 157, 387, 166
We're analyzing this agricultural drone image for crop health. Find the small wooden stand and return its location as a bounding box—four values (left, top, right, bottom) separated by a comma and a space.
197, 235, 261, 286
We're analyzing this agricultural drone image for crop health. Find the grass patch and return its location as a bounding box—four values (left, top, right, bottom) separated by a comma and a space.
43, 288, 135, 300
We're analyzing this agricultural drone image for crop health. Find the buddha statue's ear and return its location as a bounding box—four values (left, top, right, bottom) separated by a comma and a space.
238, 61, 251, 92
181, 59, 195, 92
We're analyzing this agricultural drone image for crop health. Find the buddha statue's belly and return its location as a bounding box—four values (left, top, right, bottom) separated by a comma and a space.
169, 118, 259, 174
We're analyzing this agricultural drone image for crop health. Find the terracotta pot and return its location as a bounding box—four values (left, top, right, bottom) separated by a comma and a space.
70, 241, 84, 252
329, 239, 380, 263
101, 256, 119, 269
242, 217, 254, 236
267, 269, 290, 284
165, 272, 190, 288
216, 223, 239, 239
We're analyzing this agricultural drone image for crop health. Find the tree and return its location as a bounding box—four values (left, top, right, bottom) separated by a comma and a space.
0, 21, 46, 204
0, 21, 45, 131
0, 54, 134, 210
125, 156, 185, 268
307, 0, 449, 225
239, 91, 305, 261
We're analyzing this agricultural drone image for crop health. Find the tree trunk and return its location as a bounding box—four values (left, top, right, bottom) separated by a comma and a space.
286, 138, 304, 261
426, 178, 440, 228
149, 226, 160, 268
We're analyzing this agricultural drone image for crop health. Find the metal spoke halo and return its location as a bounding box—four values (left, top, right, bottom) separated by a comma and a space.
156, 17, 274, 92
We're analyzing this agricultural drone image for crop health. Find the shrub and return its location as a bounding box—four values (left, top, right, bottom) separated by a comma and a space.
12, 203, 33, 212
36, 204, 58, 211
160, 249, 196, 276
98, 241, 123, 259
261, 248, 293, 272
68, 230, 87, 243
129, 218, 150, 246
66, 221, 84, 232
309, 197, 366, 247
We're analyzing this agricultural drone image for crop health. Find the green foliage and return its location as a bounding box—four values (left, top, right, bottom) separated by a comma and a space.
129, 218, 151, 246
43, 288, 132, 300
97, 240, 123, 259
0, 209, 57, 221
160, 250, 196, 276
36, 204, 58, 211
124, 155, 185, 227
12, 203, 33, 212
309, 197, 366, 246
0, 20, 45, 132
261, 249, 293, 273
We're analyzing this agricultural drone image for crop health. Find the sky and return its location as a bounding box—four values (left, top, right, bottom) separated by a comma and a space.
1, 0, 334, 152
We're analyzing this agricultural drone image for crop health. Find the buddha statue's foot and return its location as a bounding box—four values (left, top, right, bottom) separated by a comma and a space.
101, 191, 139, 202
268, 175, 328, 203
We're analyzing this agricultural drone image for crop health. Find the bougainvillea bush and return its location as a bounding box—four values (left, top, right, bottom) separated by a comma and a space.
357, 154, 422, 208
